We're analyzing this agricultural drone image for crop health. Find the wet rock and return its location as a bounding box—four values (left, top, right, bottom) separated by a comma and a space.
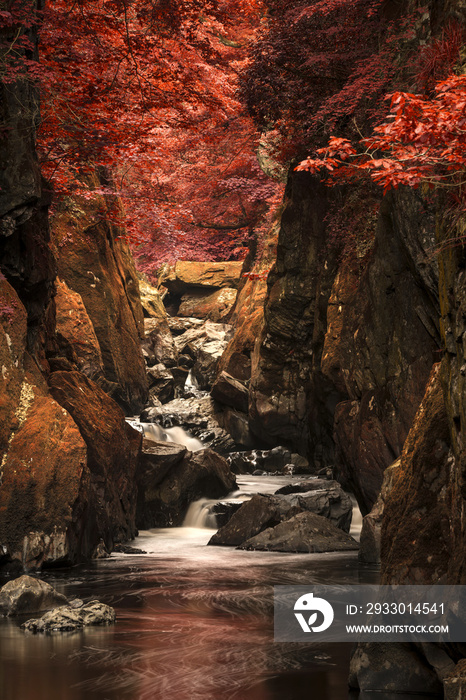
160, 261, 243, 295
146, 363, 175, 404
113, 544, 146, 554
173, 321, 232, 390
142, 317, 178, 368
0, 576, 67, 617
209, 485, 353, 547
137, 448, 237, 528
178, 288, 237, 323
211, 501, 244, 528
22, 600, 116, 634
225, 447, 297, 474
275, 479, 343, 495
141, 396, 235, 453
211, 371, 249, 412
138, 439, 187, 490
209, 494, 282, 546
239, 512, 359, 553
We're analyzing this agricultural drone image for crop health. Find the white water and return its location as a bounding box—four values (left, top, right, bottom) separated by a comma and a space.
127, 418, 204, 451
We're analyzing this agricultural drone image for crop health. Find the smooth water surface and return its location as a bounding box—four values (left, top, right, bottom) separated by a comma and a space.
0, 478, 377, 700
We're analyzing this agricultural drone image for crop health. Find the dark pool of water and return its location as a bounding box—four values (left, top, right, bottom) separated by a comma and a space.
0, 521, 380, 700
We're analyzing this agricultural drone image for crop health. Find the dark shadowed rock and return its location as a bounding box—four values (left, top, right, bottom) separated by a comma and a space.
0, 576, 67, 617
209, 485, 353, 547
137, 448, 237, 528
22, 600, 116, 634
359, 459, 399, 565
349, 643, 443, 696
139, 439, 187, 488
275, 479, 342, 495
211, 371, 249, 412
142, 317, 178, 368
239, 512, 359, 553
48, 371, 142, 552
208, 494, 282, 546
146, 363, 175, 403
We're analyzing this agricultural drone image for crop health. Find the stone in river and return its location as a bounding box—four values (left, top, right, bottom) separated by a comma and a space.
21, 600, 116, 634
0, 576, 68, 617
239, 512, 359, 553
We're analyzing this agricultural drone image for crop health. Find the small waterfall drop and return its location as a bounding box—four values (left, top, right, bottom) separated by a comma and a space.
183, 499, 219, 529
127, 419, 204, 451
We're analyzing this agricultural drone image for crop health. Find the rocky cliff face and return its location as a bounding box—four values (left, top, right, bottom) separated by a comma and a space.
0, 10, 145, 570
247, 169, 441, 514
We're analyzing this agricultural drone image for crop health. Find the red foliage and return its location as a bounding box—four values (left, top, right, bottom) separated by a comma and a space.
28, 0, 281, 269
296, 75, 466, 205
240, 0, 422, 155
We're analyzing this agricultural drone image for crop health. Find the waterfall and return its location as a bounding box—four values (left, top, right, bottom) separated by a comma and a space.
183, 499, 219, 529
127, 418, 204, 451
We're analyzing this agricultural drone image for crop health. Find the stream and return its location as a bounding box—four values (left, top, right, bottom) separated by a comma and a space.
0, 476, 378, 700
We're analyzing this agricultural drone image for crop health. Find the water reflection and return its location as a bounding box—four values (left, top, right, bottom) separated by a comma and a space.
0, 523, 379, 700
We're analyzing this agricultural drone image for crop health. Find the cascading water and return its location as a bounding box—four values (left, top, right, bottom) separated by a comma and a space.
127, 418, 204, 451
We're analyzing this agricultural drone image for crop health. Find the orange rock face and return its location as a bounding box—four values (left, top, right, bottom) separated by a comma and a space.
0, 389, 89, 569
161, 261, 244, 293
178, 288, 237, 322
51, 178, 148, 413
48, 371, 142, 548
55, 278, 104, 378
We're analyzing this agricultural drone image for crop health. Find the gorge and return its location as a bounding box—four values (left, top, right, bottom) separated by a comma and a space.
2, 0, 466, 698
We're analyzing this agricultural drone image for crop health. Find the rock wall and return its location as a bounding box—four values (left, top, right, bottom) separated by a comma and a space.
247, 169, 440, 514
51, 172, 148, 414
0, 12, 144, 570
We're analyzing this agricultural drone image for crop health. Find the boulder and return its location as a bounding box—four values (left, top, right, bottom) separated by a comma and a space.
143, 317, 178, 368
138, 439, 187, 489
146, 363, 175, 404
275, 479, 343, 495
0, 576, 67, 617
208, 494, 282, 546
160, 261, 243, 294
239, 512, 359, 552
137, 448, 237, 528
0, 387, 91, 569
211, 371, 249, 413
209, 485, 353, 546
178, 288, 237, 322
138, 276, 167, 318
167, 316, 205, 334
48, 371, 142, 551
22, 600, 116, 634
221, 351, 252, 382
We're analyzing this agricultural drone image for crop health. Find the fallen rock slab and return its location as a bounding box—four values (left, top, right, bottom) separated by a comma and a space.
239, 512, 359, 553
160, 261, 243, 294
178, 288, 237, 322
0, 576, 67, 617
211, 371, 249, 413
208, 494, 283, 546
22, 600, 116, 634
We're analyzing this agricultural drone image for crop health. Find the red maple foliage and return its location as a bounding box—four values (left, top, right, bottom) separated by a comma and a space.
296, 75, 466, 203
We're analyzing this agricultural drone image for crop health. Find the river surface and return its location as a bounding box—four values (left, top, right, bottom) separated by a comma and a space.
0, 476, 378, 700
